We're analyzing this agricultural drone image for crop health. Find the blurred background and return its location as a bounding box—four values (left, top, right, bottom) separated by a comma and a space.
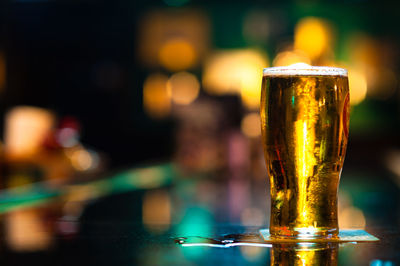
0, 0, 399, 265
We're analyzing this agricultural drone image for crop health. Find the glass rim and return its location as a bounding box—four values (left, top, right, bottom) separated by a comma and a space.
263, 66, 348, 77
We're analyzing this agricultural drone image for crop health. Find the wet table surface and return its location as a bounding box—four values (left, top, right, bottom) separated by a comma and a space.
2, 223, 399, 265
0, 163, 399, 265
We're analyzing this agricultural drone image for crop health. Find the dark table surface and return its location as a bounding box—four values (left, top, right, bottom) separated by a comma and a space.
0, 163, 399, 265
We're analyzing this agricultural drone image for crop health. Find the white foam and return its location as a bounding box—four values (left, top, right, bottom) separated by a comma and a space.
263, 64, 347, 77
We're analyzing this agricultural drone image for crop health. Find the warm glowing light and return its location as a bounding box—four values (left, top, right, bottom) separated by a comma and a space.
273, 50, 311, 67
348, 69, 367, 105
6, 209, 52, 251
167, 72, 200, 105
347, 34, 398, 101
70, 148, 93, 171
4, 106, 54, 159
159, 38, 197, 71
203, 49, 268, 109
138, 10, 209, 68
240, 65, 265, 109
339, 206, 366, 229
143, 73, 171, 119
142, 190, 171, 233
295, 17, 332, 60
241, 113, 261, 138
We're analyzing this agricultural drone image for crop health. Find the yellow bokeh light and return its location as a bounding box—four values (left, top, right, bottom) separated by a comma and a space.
142, 190, 171, 233
339, 206, 366, 229
167, 72, 200, 105
137, 10, 209, 68
348, 69, 367, 105
347, 34, 397, 101
143, 73, 171, 119
294, 17, 332, 60
159, 38, 197, 71
273, 50, 311, 67
202, 49, 269, 109
241, 113, 261, 138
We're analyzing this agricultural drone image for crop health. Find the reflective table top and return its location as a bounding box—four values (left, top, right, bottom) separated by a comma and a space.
0, 163, 399, 265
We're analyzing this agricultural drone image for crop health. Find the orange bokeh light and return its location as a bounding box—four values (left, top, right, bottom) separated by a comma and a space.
159, 38, 197, 71
143, 73, 171, 119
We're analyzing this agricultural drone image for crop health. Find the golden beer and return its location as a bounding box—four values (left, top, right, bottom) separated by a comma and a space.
260, 65, 349, 239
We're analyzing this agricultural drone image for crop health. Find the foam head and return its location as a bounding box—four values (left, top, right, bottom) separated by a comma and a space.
263, 63, 347, 77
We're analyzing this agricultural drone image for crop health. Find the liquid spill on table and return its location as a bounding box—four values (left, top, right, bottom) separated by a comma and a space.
174, 233, 272, 248
173, 233, 357, 265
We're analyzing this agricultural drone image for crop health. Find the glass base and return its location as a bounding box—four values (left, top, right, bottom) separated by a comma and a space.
259, 229, 379, 243
270, 226, 338, 240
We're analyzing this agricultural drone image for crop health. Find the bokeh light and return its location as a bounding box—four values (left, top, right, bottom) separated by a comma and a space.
202, 49, 268, 109
273, 50, 311, 67
138, 10, 209, 68
159, 38, 197, 71
2, 3, 399, 264
6, 209, 52, 251
142, 189, 171, 233
347, 34, 398, 101
143, 73, 171, 119
348, 69, 368, 105
241, 113, 261, 138
57, 128, 79, 148
339, 206, 366, 229
69, 148, 96, 171
167, 72, 200, 105
294, 17, 333, 61
5, 106, 55, 159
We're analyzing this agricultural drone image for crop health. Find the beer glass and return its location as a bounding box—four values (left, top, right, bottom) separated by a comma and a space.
260, 65, 349, 239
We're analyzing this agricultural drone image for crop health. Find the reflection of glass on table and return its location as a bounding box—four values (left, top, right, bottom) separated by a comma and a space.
271, 243, 338, 266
